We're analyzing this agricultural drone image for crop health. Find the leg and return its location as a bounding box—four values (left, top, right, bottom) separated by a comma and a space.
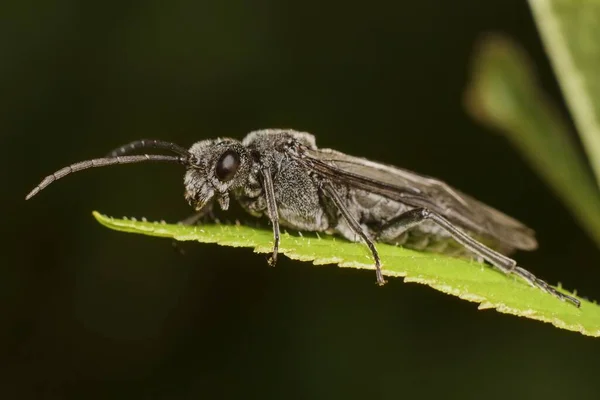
172, 202, 215, 254
178, 202, 216, 226
378, 208, 580, 307
322, 183, 385, 285
178, 212, 206, 226
260, 167, 280, 266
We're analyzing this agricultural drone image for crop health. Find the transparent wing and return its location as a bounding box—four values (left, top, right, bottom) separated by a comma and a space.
297, 147, 537, 251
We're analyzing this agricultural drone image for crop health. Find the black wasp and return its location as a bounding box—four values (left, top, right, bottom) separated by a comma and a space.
26, 129, 580, 307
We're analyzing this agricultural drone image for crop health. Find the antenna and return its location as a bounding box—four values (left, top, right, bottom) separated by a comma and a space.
25, 154, 187, 200
107, 139, 191, 158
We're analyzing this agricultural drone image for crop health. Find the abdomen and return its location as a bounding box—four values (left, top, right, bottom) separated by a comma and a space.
336, 188, 515, 256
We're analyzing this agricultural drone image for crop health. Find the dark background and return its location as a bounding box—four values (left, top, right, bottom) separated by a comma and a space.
2, 1, 600, 399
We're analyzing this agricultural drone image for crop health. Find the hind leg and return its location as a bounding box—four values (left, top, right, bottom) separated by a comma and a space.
376, 208, 579, 307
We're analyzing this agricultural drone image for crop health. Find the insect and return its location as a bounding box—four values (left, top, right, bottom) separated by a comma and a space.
26, 129, 580, 307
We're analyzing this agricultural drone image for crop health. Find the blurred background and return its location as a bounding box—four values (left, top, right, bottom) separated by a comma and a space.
2, 0, 600, 398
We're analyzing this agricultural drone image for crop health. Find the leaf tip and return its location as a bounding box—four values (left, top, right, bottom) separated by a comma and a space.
92, 210, 104, 221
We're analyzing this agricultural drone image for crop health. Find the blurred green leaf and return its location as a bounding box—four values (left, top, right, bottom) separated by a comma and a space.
464, 34, 600, 248
529, 0, 600, 187
94, 211, 600, 337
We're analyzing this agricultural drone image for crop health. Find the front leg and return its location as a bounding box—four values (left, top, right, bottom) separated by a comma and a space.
178, 202, 216, 226
171, 202, 216, 255
260, 167, 280, 266
377, 208, 580, 307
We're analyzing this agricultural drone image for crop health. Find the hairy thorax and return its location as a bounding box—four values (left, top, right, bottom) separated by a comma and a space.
235, 159, 330, 232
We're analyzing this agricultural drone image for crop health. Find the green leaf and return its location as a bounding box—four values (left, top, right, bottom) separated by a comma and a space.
93, 211, 600, 337
464, 34, 600, 248
529, 0, 600, 188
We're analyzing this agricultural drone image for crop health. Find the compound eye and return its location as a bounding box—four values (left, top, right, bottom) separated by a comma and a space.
215, 150, 240, 182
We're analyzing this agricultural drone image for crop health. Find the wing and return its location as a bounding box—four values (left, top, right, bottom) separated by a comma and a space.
295, 146, 537, 251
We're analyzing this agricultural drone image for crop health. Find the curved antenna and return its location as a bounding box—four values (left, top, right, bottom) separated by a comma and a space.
107, 139, 191, 158
25, 154, 186, 200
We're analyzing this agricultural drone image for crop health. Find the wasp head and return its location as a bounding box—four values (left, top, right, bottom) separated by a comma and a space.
184, 138, 253, 211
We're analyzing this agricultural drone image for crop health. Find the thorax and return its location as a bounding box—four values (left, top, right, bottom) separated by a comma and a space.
233, 154, 331, 232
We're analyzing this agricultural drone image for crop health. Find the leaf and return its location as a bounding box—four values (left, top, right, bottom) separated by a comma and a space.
464, 34, 600, 248
93, 211, 600, 337
529, 0, 600, 188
